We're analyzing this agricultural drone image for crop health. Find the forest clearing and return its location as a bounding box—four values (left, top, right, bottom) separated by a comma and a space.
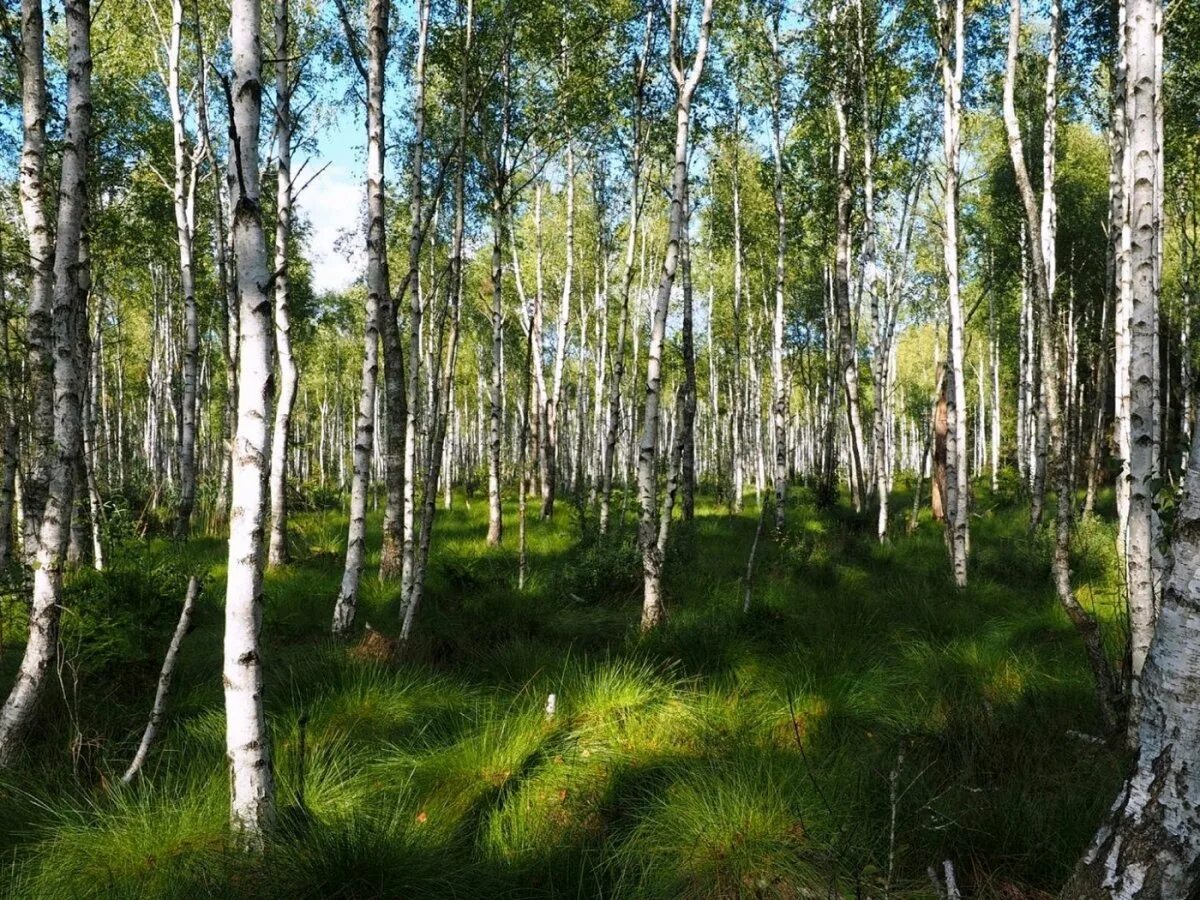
0, 0, 1197, 893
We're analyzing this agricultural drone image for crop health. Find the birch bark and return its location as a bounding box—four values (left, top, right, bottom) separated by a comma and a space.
223, 0, 277, 837
400, 0, 431, 577
168, 0, 200, 540
542, 141, 576, 520
1003, 0, 1119, 727
637, 0, 712, 631
769, 10, 788, 532
599, 25, 650, 535
16, 0, 53, 564
1122, 0, 1163, 739
0, 0, 91, 767
936, 0, 969, 586
332, 0, 390, 634
268, 0, 297, 566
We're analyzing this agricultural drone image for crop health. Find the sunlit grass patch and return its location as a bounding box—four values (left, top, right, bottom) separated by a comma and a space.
612, 757, 822, 899
9, 772, 227, 900
370, 697, 554, 844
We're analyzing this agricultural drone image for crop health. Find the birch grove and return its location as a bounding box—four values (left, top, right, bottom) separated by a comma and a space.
0, 0, 1197, 886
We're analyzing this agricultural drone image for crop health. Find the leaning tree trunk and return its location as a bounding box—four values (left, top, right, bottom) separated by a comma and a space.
400, 0, 472, 639
0, 0, 91, 768
223, 0, 277, 840
1004, 0, 1120, 729
268, 0, 298, 567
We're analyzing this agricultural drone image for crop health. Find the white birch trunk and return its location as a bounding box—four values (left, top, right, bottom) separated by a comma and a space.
268, 0, 297, 566
542, 140, 575, 520
223, 0, 277, 838
1064, 417, 1200, 898
638, 0, 712, 630
169, 0, 200, 540
1122, 0, 1162, 738
937, 0, 969, 586
123, 577, 200, 783
0, 0, 91, 767
332, 0, 390, 635
600, 28, 650, 535
770, 13, 788, 533
400, 0, 431, 576
17, 0, 54, 564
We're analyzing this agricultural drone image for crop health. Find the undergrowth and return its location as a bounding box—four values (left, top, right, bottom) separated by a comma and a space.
0, 486, 1127, 898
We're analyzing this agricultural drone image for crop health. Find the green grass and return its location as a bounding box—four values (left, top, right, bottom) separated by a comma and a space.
0, 483, 1128, 898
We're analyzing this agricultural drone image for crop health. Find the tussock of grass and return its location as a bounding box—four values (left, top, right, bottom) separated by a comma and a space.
614, 758, 822, 899
0, 488, 1129, 898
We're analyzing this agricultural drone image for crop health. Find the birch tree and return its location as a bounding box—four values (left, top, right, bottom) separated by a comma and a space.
15, 0, 53, 564
768, 3, 788, 532
1120, 0, 1163, 739
162, 0, 202, 541
1002, 0, 1120, 728
935, 0, 968, 586
267, 0, 297, 566
332, 0, 391, 635
401, 0, 473, 640
0, 0, 92, 766
599, 16, 652, 536
637, 0, 712, 631
222, 0, 277, 837
400, 0, 431, 575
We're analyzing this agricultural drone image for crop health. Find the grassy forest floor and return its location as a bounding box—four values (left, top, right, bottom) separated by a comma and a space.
0, 481, 1130, 899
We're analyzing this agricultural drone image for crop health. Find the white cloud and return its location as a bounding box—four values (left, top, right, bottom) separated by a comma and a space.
297, 163, 365, 295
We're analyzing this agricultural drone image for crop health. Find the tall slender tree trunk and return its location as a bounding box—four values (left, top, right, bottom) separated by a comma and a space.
402, 0, 473, 638
0, 0, 91, 768
542, 141, 576, 520
680, 176, 697, 522
1004, 0, 1119, 729
600, 28, 650, 534
487, 210, 505, 545
222, 0, 277, 838
332, 0, 393, 634
16, 0, 53, 564
937, 0, 969, 587
770, 12, 788, 532
169, 0, 200, 540
268, 0, 297, 566
856, 0, 889, 541
637, 0, 711, 631
731, 111, 746, 514
1121, 0, 1162, 741
0, 228, 17, 569
397, 0, 431, 585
